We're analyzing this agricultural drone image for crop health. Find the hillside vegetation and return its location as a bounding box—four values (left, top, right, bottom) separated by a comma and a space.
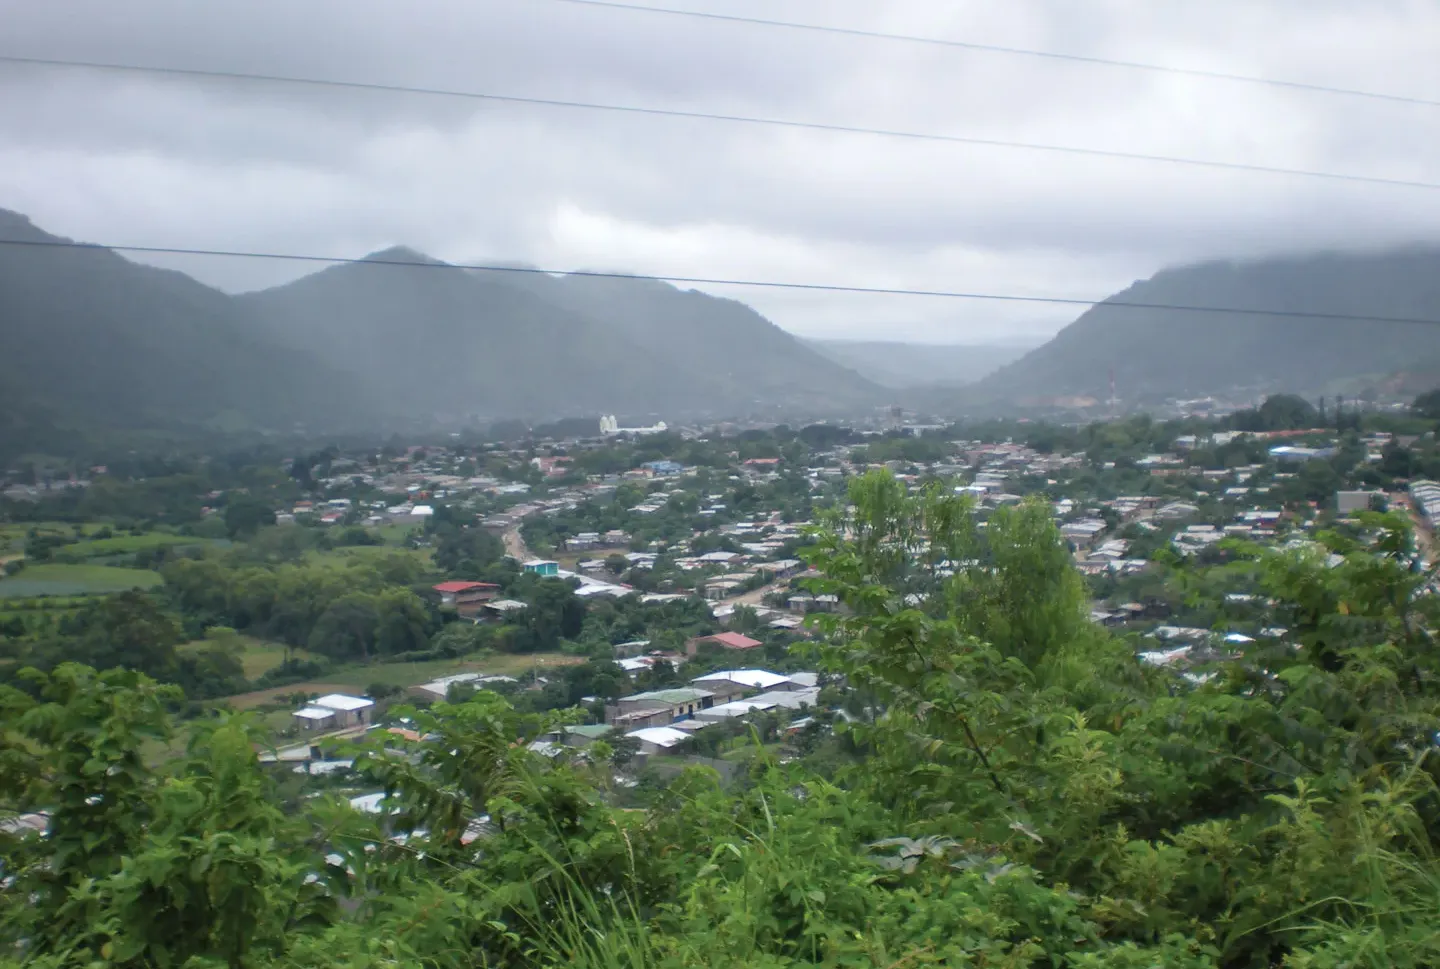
0, 209, 879, 460
0, 210, 366, 450
969, 246, 1440, 404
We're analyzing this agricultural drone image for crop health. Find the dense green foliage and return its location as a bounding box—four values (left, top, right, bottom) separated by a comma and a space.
5, 470, 1440, 967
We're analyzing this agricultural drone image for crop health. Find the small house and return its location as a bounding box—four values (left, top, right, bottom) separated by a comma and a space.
432, 580, 500, 618
292, 693, 374, 731
625, 726, 692, 755
685, 631, 763, 656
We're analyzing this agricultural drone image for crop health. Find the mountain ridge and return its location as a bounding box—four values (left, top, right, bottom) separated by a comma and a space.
0, 210, 371, 445
962, 245, 1440, 407
0, 209, 883, 454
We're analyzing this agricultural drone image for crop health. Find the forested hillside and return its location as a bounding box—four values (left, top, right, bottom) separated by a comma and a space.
971, 246, 1440, 403
490, 271, 880, 412
247, 257, 881, 419
243, 251, 696, 419
0, 210, 368, 443
0, 208, 880, 449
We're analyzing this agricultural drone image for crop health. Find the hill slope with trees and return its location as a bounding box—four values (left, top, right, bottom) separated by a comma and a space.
0, 210, 369, 450
0, 208, 881, 447
968, 246, 1440, 404
488, 270, 882, 412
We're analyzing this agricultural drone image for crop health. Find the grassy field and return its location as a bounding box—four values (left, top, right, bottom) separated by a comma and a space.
306, 545, 432, 570
234, 639, 292, 679
178, 636, 310, 679
221, 652, 582, 710
0, 521, 101, 542
64, 533, 217, 557
176, 639, 315, 676
375, 521, 422, 546
0, 564, 164, 598
2, 523, 223, 569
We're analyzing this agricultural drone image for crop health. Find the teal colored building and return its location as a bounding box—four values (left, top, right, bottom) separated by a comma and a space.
523, 559, 560, 577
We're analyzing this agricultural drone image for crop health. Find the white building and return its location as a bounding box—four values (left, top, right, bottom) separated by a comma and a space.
292, 693, 375, 731
600, 415, 669, 436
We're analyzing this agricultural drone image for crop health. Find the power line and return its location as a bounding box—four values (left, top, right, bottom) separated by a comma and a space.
548, 0, 1440, 110
2, 234, 1438, 327
3, 54, 1439, 192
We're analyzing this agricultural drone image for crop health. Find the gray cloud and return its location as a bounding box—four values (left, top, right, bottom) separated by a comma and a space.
1, 0, 1438, 343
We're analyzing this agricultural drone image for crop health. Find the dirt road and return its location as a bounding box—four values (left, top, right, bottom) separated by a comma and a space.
1392, 491, 1435, 561
502, 526, 532, 562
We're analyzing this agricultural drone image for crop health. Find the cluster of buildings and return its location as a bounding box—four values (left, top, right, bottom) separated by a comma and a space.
600, 667, 820, 754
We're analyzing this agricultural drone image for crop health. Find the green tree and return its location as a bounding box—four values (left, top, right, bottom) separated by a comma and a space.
510, 579, 586, 653
374, 588, 432, 656
434, 526, 505, 576
223, 495, 277, 539
69, 591, 183, 681
307, 592, 380, 661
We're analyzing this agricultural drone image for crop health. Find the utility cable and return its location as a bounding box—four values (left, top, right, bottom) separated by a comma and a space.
2, 234, 1438, 327
546, 0, 1440, 110
1, 54, 1437, 191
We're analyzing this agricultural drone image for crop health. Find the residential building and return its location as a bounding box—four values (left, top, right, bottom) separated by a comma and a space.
292, 693, 374, 731
692, 669, 803, 699
481, 599, 528, 621
1060, 518, 1107, 549
625, 725, 691, 755
432, 580, 500, 619
410, 672, 518, 701
561, 724, 615, 748
1335, 490, 1383, 514
523, 559, 560, 577
685, 631, 763, 655
607, 687, 716, 728
1154, 501, 1201, 520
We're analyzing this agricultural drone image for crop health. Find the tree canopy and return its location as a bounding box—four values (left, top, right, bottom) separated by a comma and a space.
5, 470, 1440, 968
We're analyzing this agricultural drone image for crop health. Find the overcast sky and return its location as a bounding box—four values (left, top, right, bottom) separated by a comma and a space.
2, 0, 1439, 343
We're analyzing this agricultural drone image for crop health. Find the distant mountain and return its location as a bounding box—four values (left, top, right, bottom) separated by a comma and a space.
967, 247, 1440, 407
0, 209, 882, 454
0, 209, 366, 451
806, 339, 1035, 388
472, 269, 882, 414
245, 258, 880, 420
242, 251, 700, 420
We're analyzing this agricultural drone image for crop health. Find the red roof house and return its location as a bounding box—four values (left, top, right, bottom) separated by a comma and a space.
433, 581, 501, 617
685, 631, 763, 656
